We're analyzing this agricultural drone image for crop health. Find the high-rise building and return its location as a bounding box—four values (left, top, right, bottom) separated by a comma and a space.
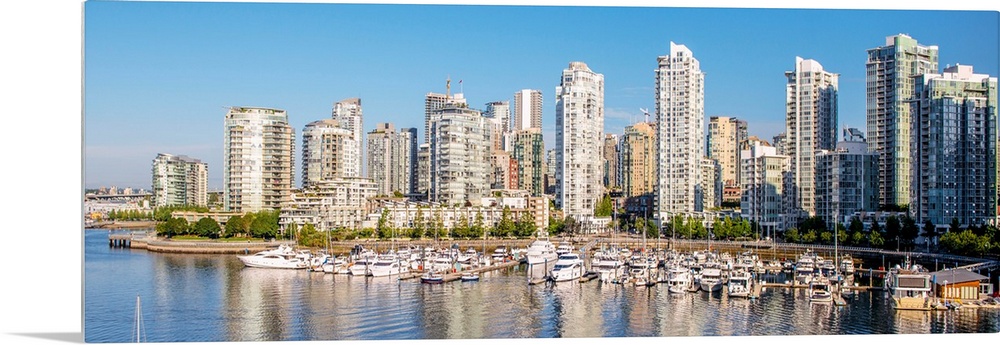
741, 142, 790, 237
655, 42, 705, 223
772, 132, 787, 156
708, 116, 748, 204
224, 106, 295, 213
331, 98, 364, 176
555, 61, 605, 225
816, 130, 878, 228
151, 153, 208, 207
484, 101, 511, 152
545, 149, 557, 195
621, 122, 657, 198
911, 64, 997, 227
513, 128, 545, 196
489, 150, 518, 190
785, 56, 839, 219
429, 104, 490, 205
866, 34, 939, 208
700, 157, 721, 211
424, 85, 467, 144
603, 134, 620, 191
514, 89, 543, 131
416, 143, 430, 198
366, 123, 414, 196
402, 127, 419, 194
302, 119, 357, 188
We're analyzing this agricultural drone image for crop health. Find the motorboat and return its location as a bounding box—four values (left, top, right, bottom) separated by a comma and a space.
491, 246, 509, 261
840, 255, 855, 275
369, 254, 409, 277
309, 252, 331, 272
885, 257, 932, 310
526, 237, 559, 269
555, 242, 574, 256
460, 272, 480, 282
321, 256, 349, 274
238, 247, 310, 269
349, 256, 375, 276
457, 248, 478, 264
809, 277, 834, 303
549, 253, 585, 282
727, 270, 754, 298
421, 270, 445, 284
593, 252, 625, 283
699, 267, 723, 292
666, 265, 694, 293
430, 256, 454, 273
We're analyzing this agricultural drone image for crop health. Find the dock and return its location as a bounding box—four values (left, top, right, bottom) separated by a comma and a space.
401, 260, 522, 282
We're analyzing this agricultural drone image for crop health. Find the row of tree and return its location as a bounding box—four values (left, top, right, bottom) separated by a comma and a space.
105, 205, 210, 222
781, 215, 1000, 257
371, 206, 539, 240
154, 210, 281, 239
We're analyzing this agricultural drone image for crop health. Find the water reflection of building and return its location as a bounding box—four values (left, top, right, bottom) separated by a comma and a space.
550, 283, 602, 337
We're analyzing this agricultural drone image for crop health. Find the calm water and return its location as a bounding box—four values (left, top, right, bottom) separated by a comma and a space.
84, 230, 1000, 342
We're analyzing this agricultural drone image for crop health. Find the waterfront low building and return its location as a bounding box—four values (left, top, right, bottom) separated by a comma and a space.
279, 177, 378, 231
930, 268, 992, 300
364, 195, 550, 232
171, 211, 244, 227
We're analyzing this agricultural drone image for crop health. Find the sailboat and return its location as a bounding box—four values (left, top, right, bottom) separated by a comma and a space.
132, 294, 146, 343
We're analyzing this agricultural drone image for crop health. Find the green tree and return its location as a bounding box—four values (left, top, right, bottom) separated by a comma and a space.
563, 216, 577, 235
851, 230, 866, 246
547, 215, 564, 236
645, 220, 659, 239
193, 217, 221, 238
595, 194, 613, 217
470, 211, 485, 239
497, 206, 515, 238
453, 214, 470, 239
297, 223, 327, 247
869, 230, 885, 248
393, 190, 404, 198
224, 214, 245, 238
920, 219, 938, 250
412, 207, 426, 239
940, 229, 991, 257
836, 225, 848, 247
784, 227, 800, 243
690, 217, 707, 239
376, 209, 393, 239
515, 212, 537, 237
819, 231, 832, 244
801, 230, 817, 244
156, 217, 189, 238
249, 210, 279, 239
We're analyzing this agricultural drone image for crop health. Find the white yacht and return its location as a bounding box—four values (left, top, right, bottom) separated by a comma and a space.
727, 270, 754, 298
593, 252, 625, 283
666, 265, 693, 293
491, 246, 509, 261
809, 277, 834, 303
322, 256, 349, 274
555, 242, 574, 256
238, 247, 310, 269
840, 255, 855, 275
549, 253, 584, 282
431, 256, 454, 273
349, 256, 375, 276
885, 258, 933, 310
369, 254, 409, 277
526, 237, 559, 269
699, 267, 723, 292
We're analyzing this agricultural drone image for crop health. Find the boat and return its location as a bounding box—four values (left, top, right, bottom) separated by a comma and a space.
309, 251, 332, 272
369, 254, 409, 277
321, 256, 349, 274
555, 241, 574, 256
526, 237, 559, 269
699, 267, 724, 292
237, 246, 310, 269
840, 255, 855, 275
491, 246, 509, 261
421, 270, 445, 284
430, 256, 454, 273
349, 255, 376, 276
885, 257, 933, 310
461, 272, 480, 282
809, 277, 834, 303
727, 270, 754, 298
549, 253, 585, 282
666, 265, 694, 293
593, 251, 625, 283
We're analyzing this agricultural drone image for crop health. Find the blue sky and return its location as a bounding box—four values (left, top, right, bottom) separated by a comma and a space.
83, 2, 998, 190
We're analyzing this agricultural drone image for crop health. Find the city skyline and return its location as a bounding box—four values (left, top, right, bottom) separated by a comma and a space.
83, 2, 998, 189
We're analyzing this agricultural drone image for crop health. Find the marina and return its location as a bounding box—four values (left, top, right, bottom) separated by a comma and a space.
85, 230, 1000, 342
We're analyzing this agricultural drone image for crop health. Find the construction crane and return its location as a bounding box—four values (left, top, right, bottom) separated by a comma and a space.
639, 108, 650, 123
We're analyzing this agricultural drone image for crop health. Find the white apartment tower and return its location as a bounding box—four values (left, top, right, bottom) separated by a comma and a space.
302, 119, 357, 188
740, 142, 790, 237
655, 42, 705, 224
866, 34, 939, 208
484, 101, 511, 152
424, 84, 467, 144
429, 104, 491, 206
223, 106, 295, 213
331, 98, 363, 177
151, 153, 208, 207
514, 89, 543, 131
555, 62, 605, 222
785, 57, 839, 219
366, 122, 414, 196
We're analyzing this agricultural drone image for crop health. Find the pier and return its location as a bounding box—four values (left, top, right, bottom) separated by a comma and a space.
399, 259, 522, 282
